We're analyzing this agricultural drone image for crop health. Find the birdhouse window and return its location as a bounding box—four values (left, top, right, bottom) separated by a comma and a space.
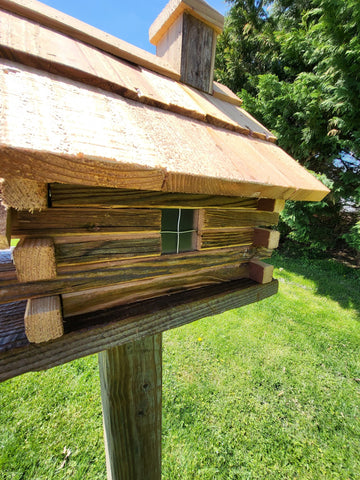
161, 209, 197, 254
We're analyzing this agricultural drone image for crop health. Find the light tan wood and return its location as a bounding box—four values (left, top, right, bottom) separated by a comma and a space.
0, 177, 47, 211
11, 208, 161, 237
248, 259, 274, 284
99, 335, 162, 480
0, 8, 272, 141
12, 237, 56, 282
0, 0, 179, 79
213, 81, 242, 106
0, 60, 330, 200
253, 228, 280, 249
24, 295, 63, 343
258, 198, 286, 213
0, 203, 11, 249
155, 13, 183, 75
149, 0, 224, 46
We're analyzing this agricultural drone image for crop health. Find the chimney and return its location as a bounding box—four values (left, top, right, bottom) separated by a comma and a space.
149, 0, 224, 94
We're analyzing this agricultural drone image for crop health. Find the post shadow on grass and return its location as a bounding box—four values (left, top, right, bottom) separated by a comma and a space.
270, 246, 360, 316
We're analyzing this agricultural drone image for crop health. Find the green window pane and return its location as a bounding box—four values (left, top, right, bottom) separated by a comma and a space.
179, 209, 194, 230
161, 209, 178, 231
161, 233, 178, 254
179, 232, 194, 252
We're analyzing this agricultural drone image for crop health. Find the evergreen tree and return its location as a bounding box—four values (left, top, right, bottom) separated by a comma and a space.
216, 0, 360, 254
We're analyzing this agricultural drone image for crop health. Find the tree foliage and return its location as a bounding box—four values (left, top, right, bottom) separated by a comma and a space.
216, 0, 360, 254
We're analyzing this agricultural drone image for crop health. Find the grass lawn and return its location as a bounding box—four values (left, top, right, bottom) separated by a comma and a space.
0, 252, 359, 479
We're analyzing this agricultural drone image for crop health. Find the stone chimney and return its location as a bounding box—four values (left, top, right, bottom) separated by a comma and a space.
149, 0, 224, 94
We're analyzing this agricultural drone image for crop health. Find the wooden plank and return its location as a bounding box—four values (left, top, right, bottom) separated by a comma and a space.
12, 237, 56, 282
25, 295, 63, 343
62, 263, 250, 317
11, 208, 161, 236
213, 81, 242, 106
0, 177, 48, 211
0, 8, 206, 120
49, 184, 258, 209
55, 235, 161, 266
0, 0, 180, 79
248, 259, 274, 284
253, 228, 280, 249
204, 209, 279, 229
0, 60, 330, 200
0, 246, 271, 304
0, 203, 11, 249
201, 227, 254, 249
180, 13, 215, 93
99, 335, 162, 480
0, 278, 279, 381
257, 198, 285, 213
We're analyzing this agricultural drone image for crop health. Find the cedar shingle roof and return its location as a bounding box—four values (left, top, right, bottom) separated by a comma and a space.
0, 0, 330, 201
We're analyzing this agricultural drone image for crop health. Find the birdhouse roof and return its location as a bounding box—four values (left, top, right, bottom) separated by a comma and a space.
0, 0, 329, 201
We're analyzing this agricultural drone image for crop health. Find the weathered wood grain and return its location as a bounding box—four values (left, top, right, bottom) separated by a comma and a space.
62, 263, 249, 316
0, 278, 278, 381
249, 259, 274, 284
0, 246, 271, 304
0, 60, 330, 200
0, 203, 11, 249
12, 237, 57, 282
204, 209, 279, 229
11, 208, 161, 236
99, 335, 162, 480
0, 0, 179, 79
49, 184, 258, 210
180, 13, 215, 93
201, 227, 254, 249
25, 295, 63, 343
55, 235, 161, 266
1, 177, 48, 211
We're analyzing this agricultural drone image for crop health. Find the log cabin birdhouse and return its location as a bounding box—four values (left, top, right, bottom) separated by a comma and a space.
0, 0, 329, 478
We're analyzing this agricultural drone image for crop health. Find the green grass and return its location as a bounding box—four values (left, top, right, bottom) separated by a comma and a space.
1, 253, 359, 479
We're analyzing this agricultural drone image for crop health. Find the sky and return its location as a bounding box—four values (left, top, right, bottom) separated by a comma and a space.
40, 0, 230, 53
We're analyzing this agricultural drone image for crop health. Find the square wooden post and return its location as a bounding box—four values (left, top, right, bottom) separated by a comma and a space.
98, 334, 162, 480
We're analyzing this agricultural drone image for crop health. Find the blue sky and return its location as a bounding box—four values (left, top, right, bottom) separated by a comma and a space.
40, 0, 230, 53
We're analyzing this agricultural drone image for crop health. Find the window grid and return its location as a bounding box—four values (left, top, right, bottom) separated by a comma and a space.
161, 209, 196, 254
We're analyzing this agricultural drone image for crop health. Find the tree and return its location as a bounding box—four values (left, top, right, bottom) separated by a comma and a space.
216, 0, 360, 255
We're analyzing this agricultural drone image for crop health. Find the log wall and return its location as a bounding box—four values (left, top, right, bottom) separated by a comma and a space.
0, 182, 282, 339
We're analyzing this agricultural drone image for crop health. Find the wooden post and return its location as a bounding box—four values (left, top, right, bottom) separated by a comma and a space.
98, 334, 162, 480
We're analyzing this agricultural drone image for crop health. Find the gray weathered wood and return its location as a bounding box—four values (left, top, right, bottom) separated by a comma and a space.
99, 335, 162, 480
180, 13, 215, 93
0, 278, 278, 381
